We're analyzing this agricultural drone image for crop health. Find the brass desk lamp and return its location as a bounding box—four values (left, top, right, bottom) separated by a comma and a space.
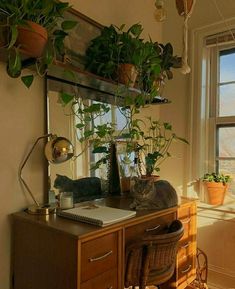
19, 133, 74, 215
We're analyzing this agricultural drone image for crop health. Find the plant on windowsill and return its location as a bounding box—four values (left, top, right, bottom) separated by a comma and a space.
202, 172, 231, 205
0, 0, 77, 88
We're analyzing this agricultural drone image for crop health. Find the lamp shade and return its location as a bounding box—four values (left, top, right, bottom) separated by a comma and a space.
45, 136, 74, 164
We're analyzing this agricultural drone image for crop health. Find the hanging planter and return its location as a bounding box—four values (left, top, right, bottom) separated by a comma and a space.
175, 0, 194, 16
16, 21, 48, 58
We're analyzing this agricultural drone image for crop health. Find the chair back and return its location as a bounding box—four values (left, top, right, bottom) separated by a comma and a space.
125, 220, 184, 289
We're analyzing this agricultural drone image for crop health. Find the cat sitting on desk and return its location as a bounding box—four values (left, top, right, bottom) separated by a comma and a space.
129, 177, 178, 210
54, 174, 104, 203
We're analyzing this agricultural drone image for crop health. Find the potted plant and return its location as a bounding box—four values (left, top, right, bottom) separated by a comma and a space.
203, 172, 231, 205
0, 0, 77, 88
141, 42, 181, 97
85, 23, 144, 87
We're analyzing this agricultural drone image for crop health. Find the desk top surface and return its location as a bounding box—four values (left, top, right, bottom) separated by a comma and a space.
12, 196, 195, 240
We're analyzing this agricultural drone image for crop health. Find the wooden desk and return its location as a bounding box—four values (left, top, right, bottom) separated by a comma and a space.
12, 197, 197, 289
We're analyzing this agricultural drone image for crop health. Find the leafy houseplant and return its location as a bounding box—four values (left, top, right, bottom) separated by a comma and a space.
203, 172, 231, 205
0, 0, 77, 88
85, 23, 145, 86
133, 117, 188, 178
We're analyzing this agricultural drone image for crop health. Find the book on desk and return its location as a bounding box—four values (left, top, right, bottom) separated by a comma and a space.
57, 204, 136, 227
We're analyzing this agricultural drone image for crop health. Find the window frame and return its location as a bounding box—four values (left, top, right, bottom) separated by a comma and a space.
187, 19, 235, 196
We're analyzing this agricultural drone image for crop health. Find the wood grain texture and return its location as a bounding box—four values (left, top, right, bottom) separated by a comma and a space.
12, 197, 197, 289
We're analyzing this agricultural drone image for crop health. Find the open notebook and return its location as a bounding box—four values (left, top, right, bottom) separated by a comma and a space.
57, 204, 136, 227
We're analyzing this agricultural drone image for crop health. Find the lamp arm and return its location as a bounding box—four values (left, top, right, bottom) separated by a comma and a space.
19, 133, 53, 207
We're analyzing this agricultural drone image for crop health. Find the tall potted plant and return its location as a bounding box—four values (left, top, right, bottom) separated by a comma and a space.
203, 173, 231, 205
0, 0, 77, 88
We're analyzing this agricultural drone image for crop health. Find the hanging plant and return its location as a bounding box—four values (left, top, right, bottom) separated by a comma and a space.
0, 0, 77, 88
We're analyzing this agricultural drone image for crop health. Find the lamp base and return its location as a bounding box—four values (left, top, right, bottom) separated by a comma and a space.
27, 203, 57, 215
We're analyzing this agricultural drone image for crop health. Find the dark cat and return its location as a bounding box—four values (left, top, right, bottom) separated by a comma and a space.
54, 174, 104, 203
130, 177, 178, 210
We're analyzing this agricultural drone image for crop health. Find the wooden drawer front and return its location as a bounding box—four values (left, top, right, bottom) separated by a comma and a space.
81, 268, 117, 289
125, 212, 175, 245
81, 232, 118, 282
177, 254, 196, 286
177, 238, 194, 260
178, 205, 194, 242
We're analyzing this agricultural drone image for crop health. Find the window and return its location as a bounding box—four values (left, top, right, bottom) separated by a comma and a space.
208, 42, 235, 194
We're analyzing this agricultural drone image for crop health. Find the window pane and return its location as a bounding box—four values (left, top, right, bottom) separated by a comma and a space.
219, 84, 235, 116
218, 127, 235, 157
220, 49, 235, 83
218, 159, 235, 195
115, 107, 128, 131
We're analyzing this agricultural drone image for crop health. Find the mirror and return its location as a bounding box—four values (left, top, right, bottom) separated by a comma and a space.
46, 68, 130, 198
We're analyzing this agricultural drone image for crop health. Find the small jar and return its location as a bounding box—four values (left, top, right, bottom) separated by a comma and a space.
59, 192, 74, 209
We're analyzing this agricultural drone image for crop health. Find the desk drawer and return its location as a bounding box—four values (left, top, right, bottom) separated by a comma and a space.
178, 205, 195, 242
125, 212, 175, 245
178, 238, 194, 260
81, 232, 118, 282
177, 254, 196, 286
81, 268, 117, 289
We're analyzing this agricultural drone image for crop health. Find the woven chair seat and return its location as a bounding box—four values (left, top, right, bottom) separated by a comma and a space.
125, 220, 184, 289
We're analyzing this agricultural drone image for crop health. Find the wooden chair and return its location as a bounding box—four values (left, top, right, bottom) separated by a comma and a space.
125, 220, 184, 289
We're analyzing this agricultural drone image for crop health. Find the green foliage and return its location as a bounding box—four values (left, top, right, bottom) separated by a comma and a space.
0, 0, 77, 88
127, 117, 188, 176
203, 173, 231, 184
85, 22, 181, 100
85, 23, 144, 79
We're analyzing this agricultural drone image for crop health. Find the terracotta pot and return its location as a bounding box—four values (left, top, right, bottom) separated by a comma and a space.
175, 0, 194, 16
117, 63, 138, 87
16, 20, 48, 58
141, 175, 160, 183
204, 181, 227, 205
121, 177, 130, 193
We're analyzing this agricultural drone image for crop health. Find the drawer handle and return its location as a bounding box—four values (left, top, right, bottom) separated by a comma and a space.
181, 217, 191, 224
181, 241, 191, 249
145, 225, 161, 232
89, 250, 113, 262
108, 287, 113, 289
181, 264, 192, 273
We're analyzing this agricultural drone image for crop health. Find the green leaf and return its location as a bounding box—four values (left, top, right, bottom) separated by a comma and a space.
21, 75, 34, 88
8, 25, 18, 49
60, 92, 74, 105
92, 146, 108, 154
76, 123, 85, 129
61, 20, 77, 30
163, 122, 172, 130
7, 49, 21, 78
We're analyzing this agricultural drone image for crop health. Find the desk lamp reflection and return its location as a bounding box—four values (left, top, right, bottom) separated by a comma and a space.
19, 133, 74, 215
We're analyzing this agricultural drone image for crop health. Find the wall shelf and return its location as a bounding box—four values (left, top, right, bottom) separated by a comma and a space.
47, 61, 170, 106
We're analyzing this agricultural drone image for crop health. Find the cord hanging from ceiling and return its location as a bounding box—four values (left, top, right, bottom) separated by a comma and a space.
176, 0, 196, 74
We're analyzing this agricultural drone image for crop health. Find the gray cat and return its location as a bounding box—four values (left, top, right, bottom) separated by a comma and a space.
54, 174, 104, 203
130, 177, 178, 210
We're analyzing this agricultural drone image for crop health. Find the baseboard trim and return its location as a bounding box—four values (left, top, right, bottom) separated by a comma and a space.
207, 266, 235, 289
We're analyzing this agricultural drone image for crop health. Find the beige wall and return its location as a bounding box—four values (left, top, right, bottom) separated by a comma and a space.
0, 64, 45, 287
0, 1, 162, 288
